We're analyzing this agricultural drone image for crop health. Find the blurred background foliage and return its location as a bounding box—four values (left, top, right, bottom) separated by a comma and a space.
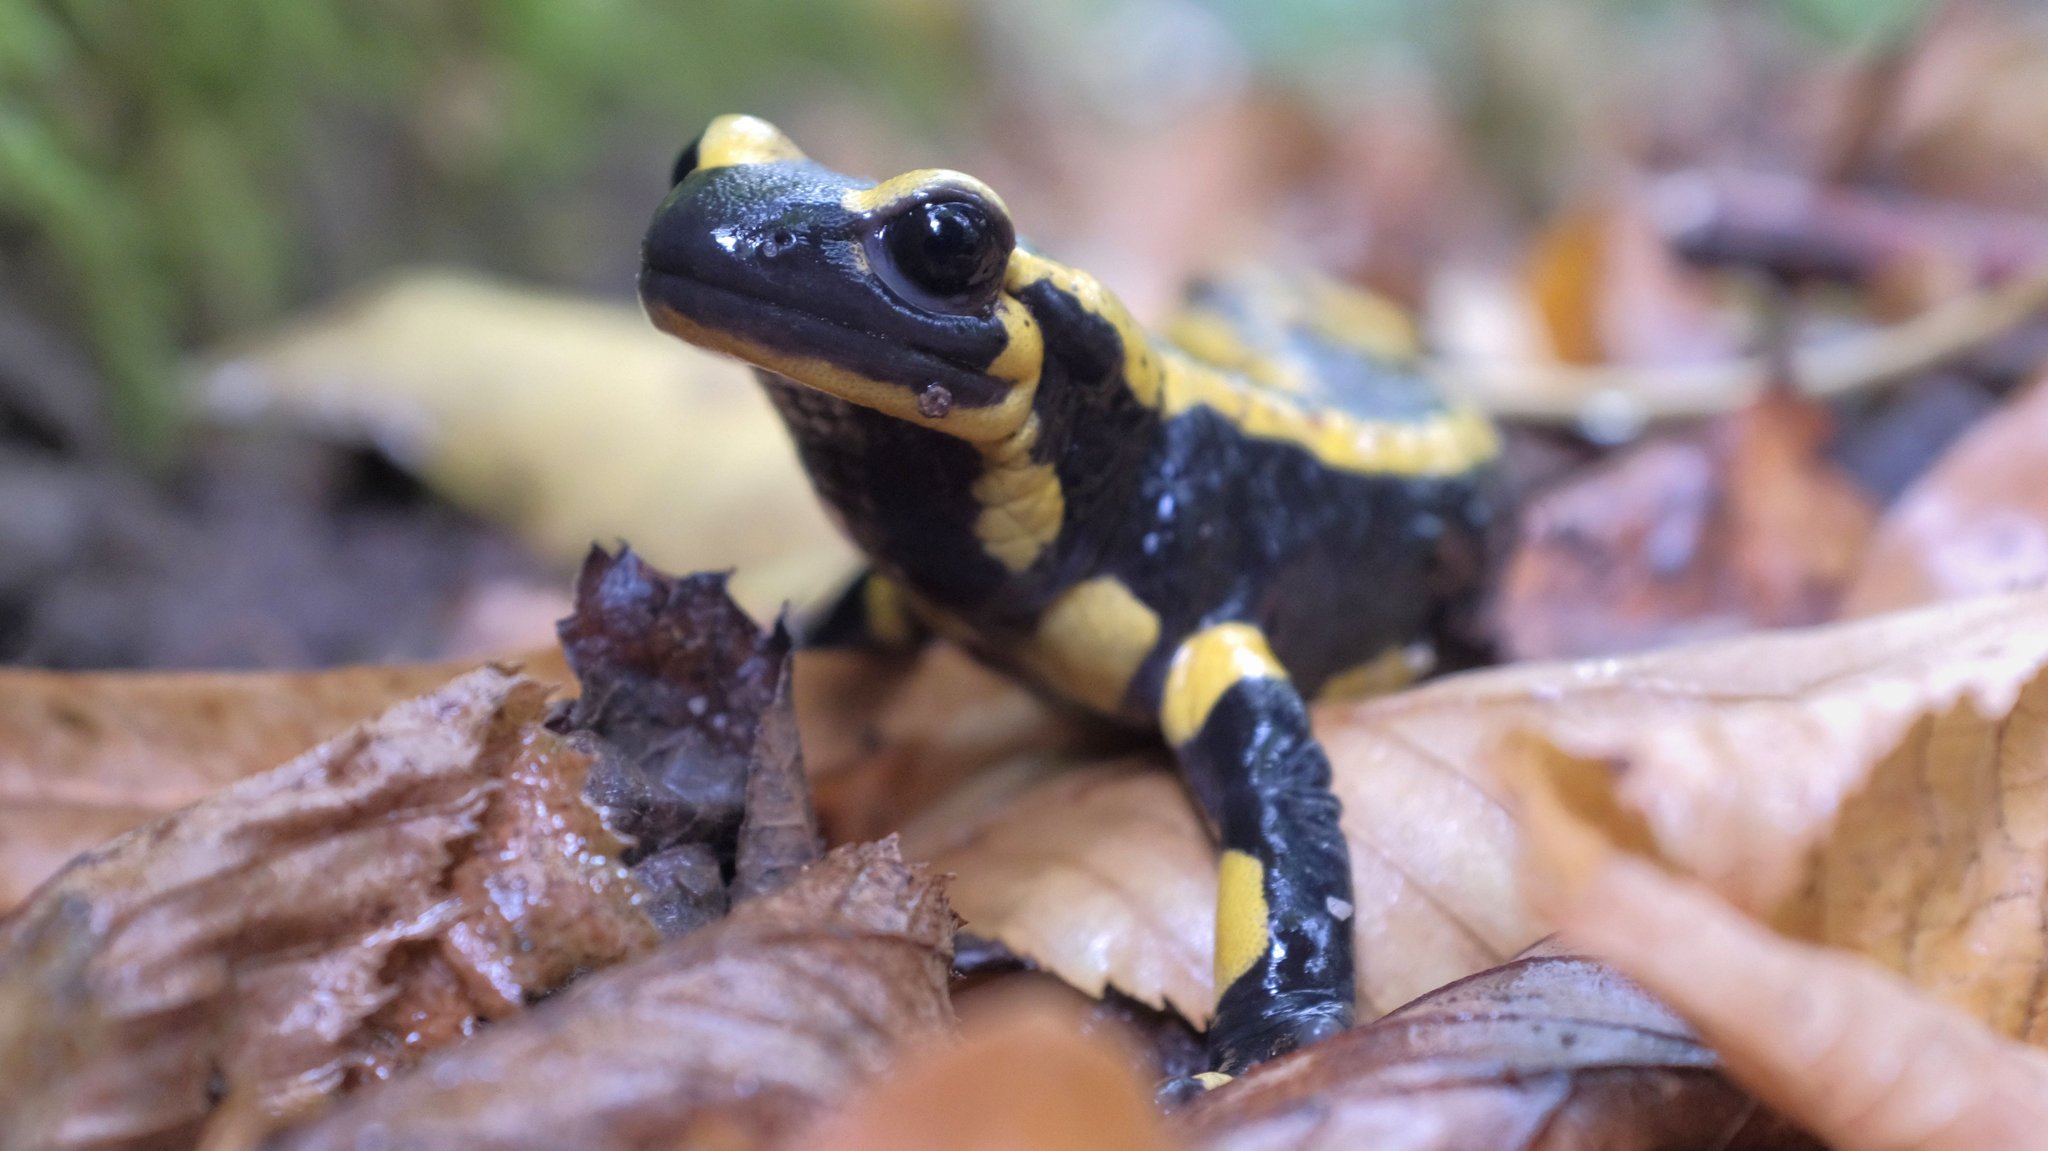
0, 0, 1938, 455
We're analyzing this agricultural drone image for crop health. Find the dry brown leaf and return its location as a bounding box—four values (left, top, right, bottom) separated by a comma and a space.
1519, 803, 2048, 1151
800, 991, 1177, 1151
1488, 587, 2048, 1049
919, 588, 2048, 1048
1501, 389, 1877, 660
0, 668, 654, 1149
1525, 198, 1736, 369
0, 652, 570, 912
1841, 374, 2048, 617
268, 840, 954, 1151
803, 642, 1113, 845
912, 685, 1542, 1024
1176, 943, 1816, 1151
907, 759, 1217, 1023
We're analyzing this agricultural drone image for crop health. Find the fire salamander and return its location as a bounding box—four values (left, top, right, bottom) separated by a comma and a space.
639, 115, 1504, 1076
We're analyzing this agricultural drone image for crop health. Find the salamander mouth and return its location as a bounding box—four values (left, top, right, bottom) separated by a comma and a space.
637, 267, 1011, 410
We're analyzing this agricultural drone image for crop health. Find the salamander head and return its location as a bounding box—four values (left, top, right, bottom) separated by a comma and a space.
639, 115, 1045, 442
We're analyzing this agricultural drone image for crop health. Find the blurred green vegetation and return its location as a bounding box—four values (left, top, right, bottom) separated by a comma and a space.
0, 0, 1934, 454
0, 0, 971, 453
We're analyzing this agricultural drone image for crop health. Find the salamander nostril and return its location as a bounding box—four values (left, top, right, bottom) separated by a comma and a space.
757, 228, 800, 259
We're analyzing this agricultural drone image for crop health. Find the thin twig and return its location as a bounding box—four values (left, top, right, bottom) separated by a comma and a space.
1434, 262, 2048, 425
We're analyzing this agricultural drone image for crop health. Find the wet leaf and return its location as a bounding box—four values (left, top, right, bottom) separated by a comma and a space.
200, 273, 856, 618
1841, 373, 2048, 616
1500, 390, 1876, 660
0, 658, 566, 912
555, 546, 816, 933
0, 668, 655, 1148
269, 840, 955, 1151
1177, 944, 1817, 1151
1519, 805, 2048, 1151
733, 658, 822, 903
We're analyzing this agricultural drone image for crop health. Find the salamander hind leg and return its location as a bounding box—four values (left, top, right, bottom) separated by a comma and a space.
1160, 623, 1356, 1075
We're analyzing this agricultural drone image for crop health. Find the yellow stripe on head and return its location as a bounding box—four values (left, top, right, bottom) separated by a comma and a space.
1215, 849, 1271, 991
1160, 622, 1286, 747
842, 169, 1012, 218
696, 114, 807, 169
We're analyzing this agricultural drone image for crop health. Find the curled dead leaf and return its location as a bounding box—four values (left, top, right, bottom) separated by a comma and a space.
1177, 944, 1817, 1151
269, 840, 955, 1151
0, 668, 653, 1148
1519, 814, 2048, 1151
1486, 586, 2048, 1045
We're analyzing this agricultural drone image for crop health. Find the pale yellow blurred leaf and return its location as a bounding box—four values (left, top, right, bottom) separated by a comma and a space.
199, 272, 856, 618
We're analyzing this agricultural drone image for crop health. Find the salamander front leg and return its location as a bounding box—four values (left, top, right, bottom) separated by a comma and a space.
1161, 623, 1355, 1075
802, 568, 929, 651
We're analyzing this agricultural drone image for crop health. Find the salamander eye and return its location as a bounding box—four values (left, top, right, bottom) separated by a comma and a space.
872, 197, 1012, 314
669, 135, 702, 188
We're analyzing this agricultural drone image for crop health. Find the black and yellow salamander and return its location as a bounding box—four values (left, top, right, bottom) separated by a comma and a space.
638, 114, 1505, 1075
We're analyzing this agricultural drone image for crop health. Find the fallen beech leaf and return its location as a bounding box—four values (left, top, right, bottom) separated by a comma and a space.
907, 759, 1217, 1023
1501, 390, 1877, 660
200, 272, 856, 618
803, 642, 1115, 845
1841, 374, 2048, 616
1176, 944, 1817, 1151
923, 589, 2048, 1043
269, 840, 954, 1151
1525, 198, 1737, 369
1521, 814, 2048, 1151
0, 652, 570, 912
913, 686, 1543, 1024
1487, 587, 2048, 979
0, 668, 654, 1148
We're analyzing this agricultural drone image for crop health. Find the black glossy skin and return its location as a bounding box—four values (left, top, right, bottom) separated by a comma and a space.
640, 129, 1502, 1075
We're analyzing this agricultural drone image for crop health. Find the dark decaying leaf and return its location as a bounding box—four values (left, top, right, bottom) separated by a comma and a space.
553, 545, 808, 929
733, 656, 821, 902
1175, 944, 1821, 1151
268, 839, 956, 1151
0, 668, 657, 1150
1500, 390, 1875, 660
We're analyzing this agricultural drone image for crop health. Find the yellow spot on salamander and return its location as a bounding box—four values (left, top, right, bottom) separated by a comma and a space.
1192, 1071, 1234, 1091
862, 573, 916, 648
1007, 252, 1494, 479
695, 114, 808, 169
1159, 353, 1498, 479
1215, 850, 1270, 991
1315, 644, 1433, 703
1019, 578, 1159, 715
1007, 251, 1164, 407
973, 413, 1064, 571
1160, 623, 1286, 748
